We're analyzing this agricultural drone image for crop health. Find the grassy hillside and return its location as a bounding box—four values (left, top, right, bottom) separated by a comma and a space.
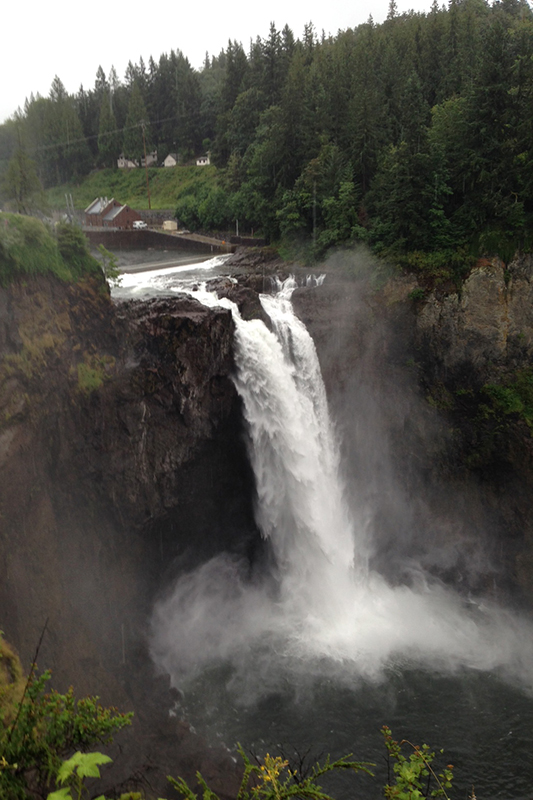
46, 165, 219, 212
0, 213, 102, 286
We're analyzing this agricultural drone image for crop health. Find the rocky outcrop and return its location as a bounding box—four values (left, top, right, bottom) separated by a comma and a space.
0, 274, 254, 798
415, 255, 533, 384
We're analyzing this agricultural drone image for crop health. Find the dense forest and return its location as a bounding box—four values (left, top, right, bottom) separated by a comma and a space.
1, 0, 533, 267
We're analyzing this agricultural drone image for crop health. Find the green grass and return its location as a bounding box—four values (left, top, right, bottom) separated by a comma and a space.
0, 213, 68, 284
0, 213, 102, 286
46, 165, 219, 211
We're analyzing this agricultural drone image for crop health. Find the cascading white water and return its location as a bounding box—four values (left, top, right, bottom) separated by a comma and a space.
151, 278, 533, 692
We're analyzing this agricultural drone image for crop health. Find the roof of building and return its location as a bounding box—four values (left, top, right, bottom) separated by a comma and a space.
85, 197, 114, 215
103, 204, 127, 221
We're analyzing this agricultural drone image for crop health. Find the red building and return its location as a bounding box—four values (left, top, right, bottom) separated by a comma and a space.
84, 197, 142, 230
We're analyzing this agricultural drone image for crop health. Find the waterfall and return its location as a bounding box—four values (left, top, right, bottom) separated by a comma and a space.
233, 279, 368, 622
151, 278, 533, 692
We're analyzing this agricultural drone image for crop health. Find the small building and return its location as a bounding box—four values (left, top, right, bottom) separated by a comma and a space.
163, 153, 178, 168
196, 154, 210, 167
117, 154, 139, 169
102, 204, 141, 230
85, 197, 120, 226
141, 150, 158, 168
85, 197, 141, 230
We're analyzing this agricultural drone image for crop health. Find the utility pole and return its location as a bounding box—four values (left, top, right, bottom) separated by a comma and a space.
313, 180, 317, 251
141, 121, 152, 210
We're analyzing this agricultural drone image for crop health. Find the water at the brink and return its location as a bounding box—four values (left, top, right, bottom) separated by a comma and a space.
150, 277, 533, 799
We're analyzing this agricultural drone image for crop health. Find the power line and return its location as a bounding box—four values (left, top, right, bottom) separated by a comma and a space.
28, 114, 179, 154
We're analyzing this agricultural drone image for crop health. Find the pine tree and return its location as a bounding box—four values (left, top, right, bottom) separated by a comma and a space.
97, 91, 120, 167
3, 126, 43, 213
123, 81, 151, 163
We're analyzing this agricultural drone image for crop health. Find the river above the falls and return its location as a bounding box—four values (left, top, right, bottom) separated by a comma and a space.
109, 251, 232, 301
115, 263, 533, 800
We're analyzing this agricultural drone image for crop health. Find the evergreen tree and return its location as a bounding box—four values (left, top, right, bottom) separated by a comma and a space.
2, 128, 43, 213
123, 81, 151, 163
97, 91, 120, 167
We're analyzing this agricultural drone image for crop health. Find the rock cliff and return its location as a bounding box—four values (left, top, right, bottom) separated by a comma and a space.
0, 273, 255, 797
415, 254, 533, 383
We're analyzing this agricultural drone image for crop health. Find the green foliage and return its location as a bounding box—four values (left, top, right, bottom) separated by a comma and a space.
169, 743, 373, 800
76, 362, 105, 394
45, 750, 143, 800
75, 354, 115, 395
175, 194, 203, 231
0, 215, 103, 288
3, 0, 532, 262
96, 244, 122, 287
0, 664, 132, 799
46, 166, 218, 213
0, 214, 69, 286
2, 140, 45, 215
0, 634, 25, 727
386, 248, 475, 286
47, 751, 112, 800
382, 726, 454, 800
123, 82, 151, 164
8, 708, 455, 800
97, 93, 121, 169
55, 223, 101, 279
482, 369, 533, 427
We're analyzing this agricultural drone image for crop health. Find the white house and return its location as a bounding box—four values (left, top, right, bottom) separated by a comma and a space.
117, 154, 139, 169
163, 153, 178, 168
141, 150, 158, 167
196, 154, 210, 166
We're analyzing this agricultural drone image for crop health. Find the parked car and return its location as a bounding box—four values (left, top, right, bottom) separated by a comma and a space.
133, 220, 148, 230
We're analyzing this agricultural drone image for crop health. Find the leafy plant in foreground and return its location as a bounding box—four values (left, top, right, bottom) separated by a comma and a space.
382, 726, 454, 800
168, 743, 374, 800
0, 654, 132, 799
42, 727, 456, 800
47, 750, 112, 800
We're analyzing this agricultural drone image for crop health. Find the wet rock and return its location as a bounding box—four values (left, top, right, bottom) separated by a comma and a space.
415, 256, 533, 385
0, 274, 256, 798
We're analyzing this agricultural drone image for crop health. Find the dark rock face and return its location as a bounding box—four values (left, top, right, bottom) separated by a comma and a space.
80, 295, 236, 531
0, 274, 255, 798
415, 255, 533, 385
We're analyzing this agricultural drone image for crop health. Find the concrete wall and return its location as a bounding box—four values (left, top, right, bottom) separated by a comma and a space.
84, 229, 224, 252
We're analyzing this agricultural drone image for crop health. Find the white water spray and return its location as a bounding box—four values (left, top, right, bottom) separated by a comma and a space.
151, 278, 533, 691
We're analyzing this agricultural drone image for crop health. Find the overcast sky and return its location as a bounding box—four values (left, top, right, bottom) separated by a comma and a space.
2, 0, 435, 125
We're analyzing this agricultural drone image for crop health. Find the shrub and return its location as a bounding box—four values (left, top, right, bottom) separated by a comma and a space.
168, 743, 373, 800
482, 369, 533, 427
55, 223, 100, 279
382, 726, 454, 800
0, 215, 101, 286
0, 655, 132, 799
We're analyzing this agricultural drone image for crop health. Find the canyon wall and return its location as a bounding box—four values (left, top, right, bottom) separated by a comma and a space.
0, 273, 255, 797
